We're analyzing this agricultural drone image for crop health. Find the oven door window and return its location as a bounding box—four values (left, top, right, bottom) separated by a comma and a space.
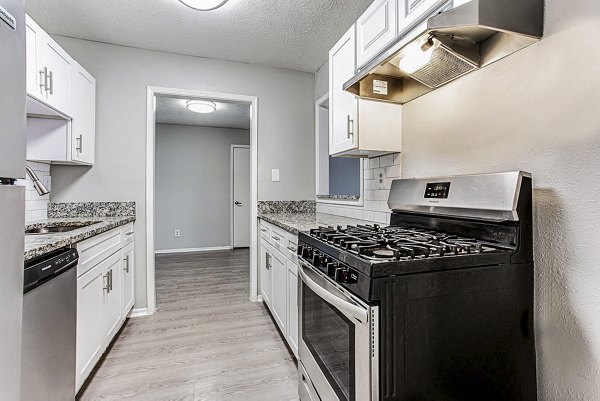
302, 281, 355, 401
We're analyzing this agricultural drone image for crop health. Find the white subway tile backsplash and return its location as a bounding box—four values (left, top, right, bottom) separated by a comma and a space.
379, 154, 394, 167
24, 162, 51, 222
386, 164, 402, 178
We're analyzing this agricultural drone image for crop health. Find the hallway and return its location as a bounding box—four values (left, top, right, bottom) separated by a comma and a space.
78, 249, 299, 401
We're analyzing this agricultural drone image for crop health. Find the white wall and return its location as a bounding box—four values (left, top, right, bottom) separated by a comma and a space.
155, 124, 249, 251
315, 60, 329, 100
49, 37, 316, 308
21, 161, 50, 222
400, 1, 600, 399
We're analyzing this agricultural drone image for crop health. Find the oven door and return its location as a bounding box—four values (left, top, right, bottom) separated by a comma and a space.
298, 260, 378, 401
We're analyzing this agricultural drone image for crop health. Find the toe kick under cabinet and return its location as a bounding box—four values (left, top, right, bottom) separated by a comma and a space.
259, 219, 299, 358
75, 223, 135, 391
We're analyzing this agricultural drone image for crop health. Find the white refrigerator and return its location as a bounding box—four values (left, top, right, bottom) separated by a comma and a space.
0, 0, 26, 399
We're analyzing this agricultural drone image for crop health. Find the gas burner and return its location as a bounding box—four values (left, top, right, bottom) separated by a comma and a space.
310, 224, 506, 261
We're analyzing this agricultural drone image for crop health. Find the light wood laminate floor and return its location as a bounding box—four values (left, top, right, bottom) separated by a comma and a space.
77, 249, 299, 401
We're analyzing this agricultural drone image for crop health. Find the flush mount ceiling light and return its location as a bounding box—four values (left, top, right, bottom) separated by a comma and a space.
186, 100, 217, 114
178, 0, 229, 11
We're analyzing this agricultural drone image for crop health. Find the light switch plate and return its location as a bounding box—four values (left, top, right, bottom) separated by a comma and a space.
271, 169, 280, 182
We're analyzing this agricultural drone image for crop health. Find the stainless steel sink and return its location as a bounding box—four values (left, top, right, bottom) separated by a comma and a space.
25, 223, 95, 235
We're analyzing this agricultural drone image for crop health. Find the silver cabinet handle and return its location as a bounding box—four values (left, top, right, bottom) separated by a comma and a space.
126, 231, 134, 237
266, 253, 271, 270
272, 236, 281, 241
260, 228, 267, 233
234, 201, 242, 206
124, 255, 130, 273
287, 246, 296, 252
103, 272, 110, 293
108, 269, 113, 292
76, 135, 83, 153
48, 70, 54, 95
39, 67, 48, 92
347, 115, 354, 138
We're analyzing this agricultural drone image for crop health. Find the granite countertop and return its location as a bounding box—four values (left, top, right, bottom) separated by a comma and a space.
258, 212, 382, 235
24, 217, 135, 261
316, 195, 361, 201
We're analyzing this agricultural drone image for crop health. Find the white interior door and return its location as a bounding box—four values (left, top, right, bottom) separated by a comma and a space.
232, 146, 250, 248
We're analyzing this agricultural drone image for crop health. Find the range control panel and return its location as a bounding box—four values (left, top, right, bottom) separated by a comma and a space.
425, 182, 451, 199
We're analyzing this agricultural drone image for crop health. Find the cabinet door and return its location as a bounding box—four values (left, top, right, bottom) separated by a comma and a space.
329, 25, 358, 156
76, 263, 105, 391
25, 16, 43, 98
40, 34, 73, 115
102, 252, 123, 345
270, 248, 287, 335
357, 0, 398, 68
398, 0, 447, 35
121, 243, 135, 317
287, 260, 299, 358
260, 239, 272, 306
71, 65, 96, 164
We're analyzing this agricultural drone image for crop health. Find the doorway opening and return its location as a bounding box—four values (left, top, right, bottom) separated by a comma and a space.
146, 87, 259, 315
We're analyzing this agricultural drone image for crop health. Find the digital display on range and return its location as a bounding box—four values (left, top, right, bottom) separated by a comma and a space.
425, 182, 451, 199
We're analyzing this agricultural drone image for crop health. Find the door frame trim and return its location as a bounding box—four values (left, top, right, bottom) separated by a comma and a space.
230, 144, 251, 248
146, 86, 259, 314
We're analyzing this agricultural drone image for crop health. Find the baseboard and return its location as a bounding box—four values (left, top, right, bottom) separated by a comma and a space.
155, 246, 232, 254
128, 308, 149, 318
251, 294, 263, 303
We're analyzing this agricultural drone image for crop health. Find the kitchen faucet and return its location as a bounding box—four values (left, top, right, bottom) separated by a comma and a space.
25, 166, 50, 196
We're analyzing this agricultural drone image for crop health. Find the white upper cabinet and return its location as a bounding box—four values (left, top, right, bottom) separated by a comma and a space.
329, 25, 358, 156
25, 14, 96, 166
25, 17, 42, 98
398, 0, 448, 35
356, 0, 398, 68
71, 65, 96, 164
25, 15, 73, 116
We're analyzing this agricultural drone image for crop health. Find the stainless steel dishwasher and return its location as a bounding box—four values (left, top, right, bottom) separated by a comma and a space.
21, 248, 78, 401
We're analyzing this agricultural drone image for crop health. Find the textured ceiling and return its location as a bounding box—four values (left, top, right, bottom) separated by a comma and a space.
26, 0, 372, 72
156, 96, 251, 129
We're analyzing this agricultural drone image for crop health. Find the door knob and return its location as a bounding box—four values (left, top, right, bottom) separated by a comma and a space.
235, 201, 242, 206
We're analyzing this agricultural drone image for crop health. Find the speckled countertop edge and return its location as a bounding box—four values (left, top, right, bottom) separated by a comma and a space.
258, 212, 382, 235
316, 195, 361, 201
24, 217, 135, 261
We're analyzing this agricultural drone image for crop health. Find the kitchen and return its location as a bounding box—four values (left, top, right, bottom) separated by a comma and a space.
1, 0, 599, 400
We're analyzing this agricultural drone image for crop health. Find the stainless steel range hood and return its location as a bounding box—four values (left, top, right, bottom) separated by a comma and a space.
344, 0, 544, 104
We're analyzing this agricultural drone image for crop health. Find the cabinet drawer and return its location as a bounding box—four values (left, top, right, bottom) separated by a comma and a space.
76, 228, 122, 277
270, 226, 287, 254
121, 223, 135, 247
284, 231, 299, 264
259, 219, 271, 243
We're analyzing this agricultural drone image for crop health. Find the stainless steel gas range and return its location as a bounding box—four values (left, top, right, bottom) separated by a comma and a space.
297, 172, 537, 401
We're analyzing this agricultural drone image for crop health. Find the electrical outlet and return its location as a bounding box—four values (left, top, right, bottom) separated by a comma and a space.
174, 229, 181, 238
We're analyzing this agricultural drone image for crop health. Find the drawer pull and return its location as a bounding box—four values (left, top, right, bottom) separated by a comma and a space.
272, 236, 281, 241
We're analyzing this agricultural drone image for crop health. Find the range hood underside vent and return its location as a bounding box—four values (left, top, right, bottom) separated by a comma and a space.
344, 0, 543, 104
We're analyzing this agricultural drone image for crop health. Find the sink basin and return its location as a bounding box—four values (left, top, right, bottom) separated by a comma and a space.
25, 223, 95, 235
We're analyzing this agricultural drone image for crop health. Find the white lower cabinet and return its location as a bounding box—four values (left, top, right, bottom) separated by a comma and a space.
259, 219, 299, 358
101, 252, 123, 343
76, 224, 135, 391
287, 259, 299, 358
270, 247, 288, 335
76, 262, 104, 390
121, 242, 135, 315
260, 238, 273, 306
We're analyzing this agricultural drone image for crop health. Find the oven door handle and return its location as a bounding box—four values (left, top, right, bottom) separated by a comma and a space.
299, 262, 368, 324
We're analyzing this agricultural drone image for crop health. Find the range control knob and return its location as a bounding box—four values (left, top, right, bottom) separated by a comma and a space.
334, 267, 348, 283
296, 245, 303, 256
326, 262, 338, 277
312, 253, 323, 267
301, 246, 313, 259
